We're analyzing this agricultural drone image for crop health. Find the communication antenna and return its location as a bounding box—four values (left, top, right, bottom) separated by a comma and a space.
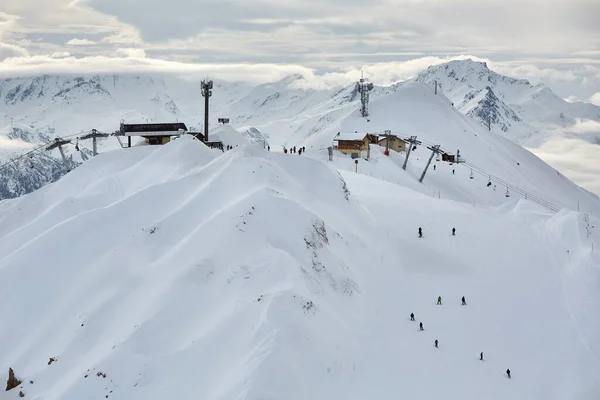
201, 79, 213, 142
356, 70, 374, 117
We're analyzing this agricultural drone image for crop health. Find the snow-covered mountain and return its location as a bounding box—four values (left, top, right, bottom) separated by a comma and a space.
0, 59, 599, 201
1, 134, 599, 399
415, 60, 600, 145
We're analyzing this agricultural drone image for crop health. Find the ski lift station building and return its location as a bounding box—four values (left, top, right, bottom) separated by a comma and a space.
378, 135, 406, 153
333, 132, 378, 159
119, 122, 188, 145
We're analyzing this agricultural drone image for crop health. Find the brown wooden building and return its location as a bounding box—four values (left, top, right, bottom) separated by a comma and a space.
378, 135, 406, 153
333, 132, 375, 159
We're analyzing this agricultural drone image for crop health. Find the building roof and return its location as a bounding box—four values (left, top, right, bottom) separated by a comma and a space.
334, 132, 369, 142
120, 122, 188, 136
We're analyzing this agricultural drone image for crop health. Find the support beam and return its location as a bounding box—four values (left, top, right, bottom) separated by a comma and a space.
419, 145, 442, 183
45, 138, 72, 171
79, 129, 109, 156
402, 135, 421, 170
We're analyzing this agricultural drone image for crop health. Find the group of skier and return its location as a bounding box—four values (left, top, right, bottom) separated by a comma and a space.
283, 146, 305, 155
418, 227, 456, 238
410, 296, 512, 379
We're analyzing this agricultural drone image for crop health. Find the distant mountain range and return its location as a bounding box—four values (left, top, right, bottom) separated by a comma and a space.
0, 59, 599, 199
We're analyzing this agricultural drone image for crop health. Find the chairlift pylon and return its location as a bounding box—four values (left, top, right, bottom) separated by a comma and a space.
470, 169, 474, 179
505, 187, 510, 198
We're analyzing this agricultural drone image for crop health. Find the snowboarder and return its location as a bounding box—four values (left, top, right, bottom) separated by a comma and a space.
418, 227, 423, 238
506, 369, 511, 379
298, 149, 302, 155
452, 227, 456, 236
410, 313, 415, 321
437, 296, 442, 305
461, 296, 466, 305
480, 352, 484, 361
434, 339, 438, 348
419, 322, 424, 331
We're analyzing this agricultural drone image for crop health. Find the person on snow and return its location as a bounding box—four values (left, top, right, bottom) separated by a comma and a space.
419, 322, 424, 331
437, 296, 442, 305
267, 145, 270, 151
418, 227, 423, 238
452, 227, 456, 236
506, 369, 511, 379
452, 169, 455, 175
410, 313, 415, 321
461, 296, 466, 306
434, 339, 439, 348
480, 352, 484, 361
433, 164, 436, 171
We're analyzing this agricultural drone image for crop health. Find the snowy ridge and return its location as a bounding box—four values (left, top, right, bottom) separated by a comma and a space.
0, 136, 599, 399
335, 81, 600, 216
414, 60, 600, 145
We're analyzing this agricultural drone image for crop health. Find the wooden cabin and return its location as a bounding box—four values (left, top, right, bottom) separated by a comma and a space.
119, 122, 187, 145
333, 132, 372, 159
378, 135, 406, 153
442, 153, 456, 163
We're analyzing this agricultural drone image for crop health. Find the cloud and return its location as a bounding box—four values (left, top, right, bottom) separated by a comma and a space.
565, 96, 581, 103
590, 93, 600, 106
0, 0, 598, 99
0, 53, 318, 84
530, 136, 600, 197
66, 38, 96, 45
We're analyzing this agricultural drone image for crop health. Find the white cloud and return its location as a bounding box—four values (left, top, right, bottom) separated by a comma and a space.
114, 48, 146, 58
565, 95, 581, 103
590, 93, 600, 106
531, 136, 600, 197
66, 38, 96, 46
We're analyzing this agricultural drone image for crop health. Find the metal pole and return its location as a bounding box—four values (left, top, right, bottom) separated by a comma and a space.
402, 136, 416, 170
58, 145, 69, 171
419, 145, 440, 183
204, 90, 209, 142
93, 136, 97, 156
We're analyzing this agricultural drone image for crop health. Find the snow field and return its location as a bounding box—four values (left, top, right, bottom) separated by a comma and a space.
0, 137, 598, 399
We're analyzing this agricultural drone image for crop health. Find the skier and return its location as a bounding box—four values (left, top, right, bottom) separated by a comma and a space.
452, 169, 455, 175
302, 146, 306, 152
433, 164, 436, 171
452, 227, 456, 236
267, 145, 270, 151
410, 313, 415, 321
418, 227, 423, 238
480, 352, 484, 361
506, 369, 511, 379
461, 296, 466, 306
437, 296, 442, 305
419, 322, 424, 331
434, 339, 438, 348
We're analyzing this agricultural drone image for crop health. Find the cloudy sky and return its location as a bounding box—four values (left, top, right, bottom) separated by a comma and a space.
0, 0, 599, 102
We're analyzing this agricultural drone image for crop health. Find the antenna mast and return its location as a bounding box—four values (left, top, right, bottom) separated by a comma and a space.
356, 70, 374, 117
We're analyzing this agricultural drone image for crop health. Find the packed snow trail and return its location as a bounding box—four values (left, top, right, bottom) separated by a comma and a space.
0, 138, 599, 399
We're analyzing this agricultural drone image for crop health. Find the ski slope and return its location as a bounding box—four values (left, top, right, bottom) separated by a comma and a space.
0, 136, 599, 399
328, 81, 600, 216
